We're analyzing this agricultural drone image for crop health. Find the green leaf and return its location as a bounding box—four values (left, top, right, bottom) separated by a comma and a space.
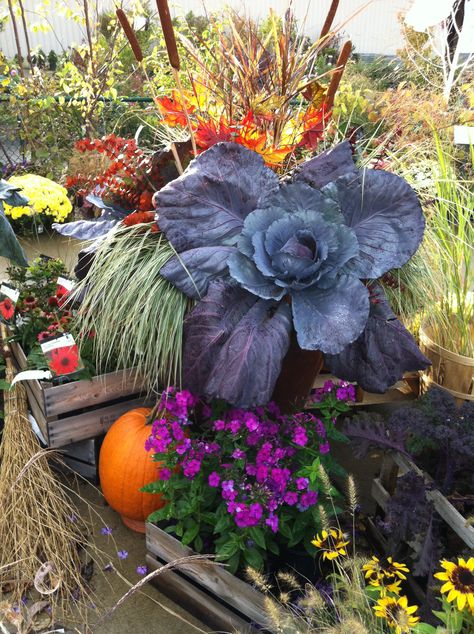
148, 505, 172, 522
266, 538, 279, 555
193, 534, 204, 552
226, 552, 241, 575
182, 519, 200, 546
175, 521, 184, 537
0, 380, 11, 391
243, 548, 264, 571
249, 527, 266, 550
215, 540, 240, 561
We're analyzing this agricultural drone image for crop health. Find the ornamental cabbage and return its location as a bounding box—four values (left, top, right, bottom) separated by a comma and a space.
156, 141, 428, 406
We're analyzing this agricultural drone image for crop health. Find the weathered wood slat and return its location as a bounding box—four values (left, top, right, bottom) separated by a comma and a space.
146, 523, 268, 628
43, 367, 143, 417
393, 454, 474, 549
9, 339, 47, 412
145, 555, 259, 634
373, 454, 474, 549
47, 397, 147, 447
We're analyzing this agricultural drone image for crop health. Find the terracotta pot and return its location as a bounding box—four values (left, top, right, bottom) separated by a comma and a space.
271, 332, 324, 413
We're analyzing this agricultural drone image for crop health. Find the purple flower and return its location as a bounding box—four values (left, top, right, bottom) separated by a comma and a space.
208, 471, 221, 487
213, 419, 225, 431
244, 413, 259, 432
256, 465, 268, 482
265, 514, 279, 533
319, 441, 330, 455
118, 550, 128, 560
136, 565, 148, 576
298, 490, 318, 511
101, 526, 113, 535
159, 467, 172, 481
232, 449, 245, 459
315, 418, 326, 437
183, 458, 201, 479
228, 420, 241, 434
292, 426, 308, 446
296, 477, 309, 491
284, 491, 298, 506
176, 438, 192, 454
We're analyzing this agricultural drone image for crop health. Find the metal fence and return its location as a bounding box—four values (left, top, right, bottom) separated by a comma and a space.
0, 96, 154, 175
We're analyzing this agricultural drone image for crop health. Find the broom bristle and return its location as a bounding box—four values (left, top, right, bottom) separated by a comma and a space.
0, 357, 100, 626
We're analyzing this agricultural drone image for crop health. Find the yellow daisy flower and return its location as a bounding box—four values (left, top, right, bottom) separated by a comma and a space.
434, 557, 474, 612
311, 528, 349, 560
374, 595, 419, 633
362, 556, 409, 594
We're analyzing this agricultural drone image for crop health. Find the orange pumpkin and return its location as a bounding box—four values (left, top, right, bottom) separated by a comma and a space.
99, 407, 165, 533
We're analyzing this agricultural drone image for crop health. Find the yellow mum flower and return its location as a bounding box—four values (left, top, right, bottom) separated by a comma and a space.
434, 557, 474, 613
362, 556, 409, 594
311, 528, 349, 560
3, 175, 72, 223
374, 595, 419, 633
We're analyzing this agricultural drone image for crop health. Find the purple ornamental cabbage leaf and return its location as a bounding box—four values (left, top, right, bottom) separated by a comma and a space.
160, 246, 237, 299
183, 279, 291, 406
156, 143, 279, 252
322, 170, 425, 278
294, 140, 357, 188
325, 284, 431, 393
53, 194, 129, 241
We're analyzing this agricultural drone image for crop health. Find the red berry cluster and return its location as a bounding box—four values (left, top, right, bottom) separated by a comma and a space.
67, 134, 155, 210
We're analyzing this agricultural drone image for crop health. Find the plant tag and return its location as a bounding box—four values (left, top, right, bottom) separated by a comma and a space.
56, 276, 75, 307
0, 281, 20, 325
40, 333, 84, 377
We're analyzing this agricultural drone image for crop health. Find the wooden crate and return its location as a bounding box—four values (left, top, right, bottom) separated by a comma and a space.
10, 340, 147, 448
372, 452, 474, 549
146, 523, 268, 634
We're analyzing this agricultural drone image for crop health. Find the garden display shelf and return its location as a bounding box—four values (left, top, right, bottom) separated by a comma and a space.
9, 339, 147, 449
145, 522, 268, 633
372, 452, 474, 550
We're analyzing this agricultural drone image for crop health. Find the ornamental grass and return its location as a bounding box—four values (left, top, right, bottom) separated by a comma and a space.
73, 223, 189, 391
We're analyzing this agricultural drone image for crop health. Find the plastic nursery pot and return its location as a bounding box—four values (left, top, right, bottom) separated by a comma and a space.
99, 407, 165, 534
271, 331, 324, 413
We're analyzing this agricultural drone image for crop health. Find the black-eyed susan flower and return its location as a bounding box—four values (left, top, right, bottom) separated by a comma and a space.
362, 556, 409, 594
311, 528, 349, 560
434, 557, 474, 612
373, 595, 419, 633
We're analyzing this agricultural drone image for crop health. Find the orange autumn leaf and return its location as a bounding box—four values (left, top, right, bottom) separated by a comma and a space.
194, 116, 236, 150
156, 90, 195, 127
256, 144, 295, 166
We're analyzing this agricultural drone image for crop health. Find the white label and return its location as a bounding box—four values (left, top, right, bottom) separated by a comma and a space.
57, 277, 75, 292
0, 283, 20, 302
41, 333, 76, 354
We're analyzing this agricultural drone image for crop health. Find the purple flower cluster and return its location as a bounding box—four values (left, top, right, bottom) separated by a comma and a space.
311, 379, 356, 404
144, 385, 359, 535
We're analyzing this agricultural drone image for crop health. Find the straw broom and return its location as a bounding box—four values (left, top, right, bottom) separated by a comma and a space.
0, 326, 96, 625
